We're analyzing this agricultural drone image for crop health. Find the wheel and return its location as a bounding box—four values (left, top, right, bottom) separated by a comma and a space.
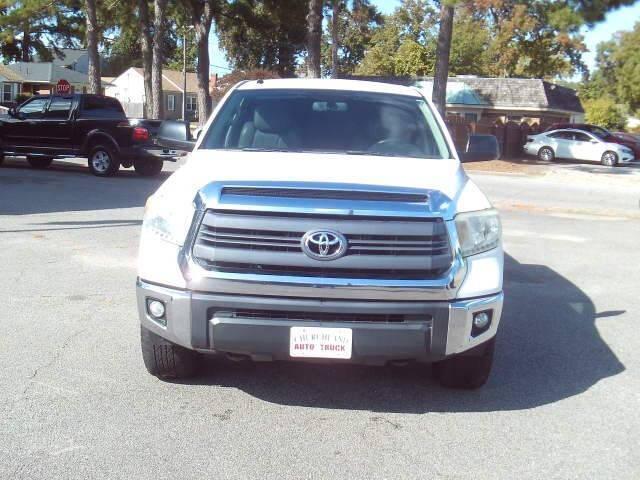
538, 146, 555, 162
601, 151, 618, 167
134, 158, 163, 177
27, 156, 53, 169
88, 144, 120, 177
433, 337, 495, 389
140, 325, 200, 379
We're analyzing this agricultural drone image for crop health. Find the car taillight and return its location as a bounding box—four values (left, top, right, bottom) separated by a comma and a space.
132, 127, 149, 142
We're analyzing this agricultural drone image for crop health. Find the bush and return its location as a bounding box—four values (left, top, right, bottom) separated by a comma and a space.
583, 96, 627, 131
212, 69, 280, 101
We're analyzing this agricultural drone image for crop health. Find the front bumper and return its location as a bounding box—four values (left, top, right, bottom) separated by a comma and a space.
137, 278, 503, 364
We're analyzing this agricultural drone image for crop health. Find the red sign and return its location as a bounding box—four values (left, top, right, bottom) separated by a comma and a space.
56, 79, 71, 94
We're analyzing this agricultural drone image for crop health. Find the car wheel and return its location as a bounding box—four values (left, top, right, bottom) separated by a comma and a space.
140, 325, 200, 379
27, 156, 54, 169
433, 337, 495, 389
538, 146, 555, 162
601, 151, 618, 167
88, 144, 120, 177
133, 158, 163, 177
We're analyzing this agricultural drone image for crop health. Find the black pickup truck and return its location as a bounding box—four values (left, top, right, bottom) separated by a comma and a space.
0, 94, 172, 177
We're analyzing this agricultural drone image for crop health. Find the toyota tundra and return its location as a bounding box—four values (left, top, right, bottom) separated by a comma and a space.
137, 79, 503, 389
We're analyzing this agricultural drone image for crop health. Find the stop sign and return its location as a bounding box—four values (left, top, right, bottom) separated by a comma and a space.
56, 79, 71, 94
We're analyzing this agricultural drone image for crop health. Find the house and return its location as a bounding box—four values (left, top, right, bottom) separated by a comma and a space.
5, 62, 91, 97
350, 75, 584, 125
104, 67, 200, 121
415, 77, 585, 125
35, 48, 92, 74
0, 64, 22, 106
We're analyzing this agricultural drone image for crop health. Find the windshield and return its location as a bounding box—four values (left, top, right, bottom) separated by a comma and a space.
200, 89, 451, 159
589, 125, 610, 139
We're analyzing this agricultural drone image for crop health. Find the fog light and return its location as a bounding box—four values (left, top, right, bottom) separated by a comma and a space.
147, 299, 166, 321
473, 312, 490, 329
471, 310, 492, 337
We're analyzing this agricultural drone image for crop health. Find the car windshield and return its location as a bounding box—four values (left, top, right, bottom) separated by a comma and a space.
200, 89, 451, 159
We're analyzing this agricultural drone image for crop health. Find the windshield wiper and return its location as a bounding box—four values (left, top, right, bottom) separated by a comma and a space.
239, 147, 298, 153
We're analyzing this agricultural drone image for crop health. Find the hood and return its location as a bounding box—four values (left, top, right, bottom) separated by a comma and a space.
181, 149, 464, 195
153, 150, 489, 220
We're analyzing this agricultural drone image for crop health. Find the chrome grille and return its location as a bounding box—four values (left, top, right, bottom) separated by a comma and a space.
192, 210, 453, 280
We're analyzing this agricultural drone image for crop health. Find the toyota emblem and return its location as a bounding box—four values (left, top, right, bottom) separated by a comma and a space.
301, 230, 347, 261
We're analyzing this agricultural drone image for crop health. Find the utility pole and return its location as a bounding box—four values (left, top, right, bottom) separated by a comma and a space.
182, 30, 187, 122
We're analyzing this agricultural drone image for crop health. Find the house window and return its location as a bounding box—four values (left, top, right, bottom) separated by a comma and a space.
167, 94, 175, 111
464, 112, 478, 123
3, 83, 14, 102
186, 95, 197, 112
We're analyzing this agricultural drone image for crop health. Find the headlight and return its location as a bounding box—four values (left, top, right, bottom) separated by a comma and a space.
142, 194, 194, 246
455, 209, 501, 257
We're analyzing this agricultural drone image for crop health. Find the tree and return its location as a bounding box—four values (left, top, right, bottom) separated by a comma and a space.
137, 0, 154, 118
85, 0, 101, 94
0, 1, 83, 62
330, 0, 341, 78
151, 0, 169, 119
182, 0, 220, 125
306, 0, 323, 78
583, 97, 626, 130
216, 0, 307, 77
432, 2, 454, 116
323, 0, 382, 77
579, 22, 640, 116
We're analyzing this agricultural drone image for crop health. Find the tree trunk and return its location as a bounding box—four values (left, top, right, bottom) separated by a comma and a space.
151, 0, 168, 119
195, 19, 212, 126
306, 0, 323, 78
138, 0, 153, 118
432, 4, 454, 117
330, 0, 340, 78
22, 25, 30, 62
86, 0, 101, 94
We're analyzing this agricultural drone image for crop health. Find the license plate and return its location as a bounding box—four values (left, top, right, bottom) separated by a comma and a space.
289, 326, 352, 359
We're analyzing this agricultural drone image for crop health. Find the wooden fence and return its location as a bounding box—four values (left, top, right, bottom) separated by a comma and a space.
444, 116, 553, 159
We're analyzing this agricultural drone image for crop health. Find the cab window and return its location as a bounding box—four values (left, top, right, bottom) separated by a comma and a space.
18, 97, 49, 119
45, 96, 73, 119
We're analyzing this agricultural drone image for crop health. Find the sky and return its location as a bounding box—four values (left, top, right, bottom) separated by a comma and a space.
208, 0, 640, 78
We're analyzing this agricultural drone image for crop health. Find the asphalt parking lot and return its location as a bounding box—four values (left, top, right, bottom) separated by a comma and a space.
1, 157, 639, 479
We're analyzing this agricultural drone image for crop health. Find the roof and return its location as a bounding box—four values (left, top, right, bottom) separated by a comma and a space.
131, 67, 199, 93
236, 78, 422, 97
423, 77, 583, 113
349, 75, 583, 113
35, 48, 88, 67
0, 64, 23, 82
6, 62, 90, 85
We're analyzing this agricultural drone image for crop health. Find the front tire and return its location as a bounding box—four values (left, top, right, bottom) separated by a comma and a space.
538, 146, 555, 162
134, 158, 163, 177
140, 325, 200, 379
601, 151, 618, 167
433, 337, 495, 389
27, 156, 53, 169
88, 144, 120, 177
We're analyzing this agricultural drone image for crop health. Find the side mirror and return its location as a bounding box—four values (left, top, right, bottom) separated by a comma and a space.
460, 134, 500, 162
193, 127, 202, 141
157, 120, 196, 152
8, 107, 17, 117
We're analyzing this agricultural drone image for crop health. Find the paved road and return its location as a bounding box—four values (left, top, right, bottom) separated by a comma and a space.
1, 157, 639, 479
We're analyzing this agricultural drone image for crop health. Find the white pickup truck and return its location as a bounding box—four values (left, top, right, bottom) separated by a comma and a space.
137, 79, 503, 389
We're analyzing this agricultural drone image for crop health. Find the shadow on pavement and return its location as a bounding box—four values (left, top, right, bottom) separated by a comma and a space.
178, 253, 624, 413
0, 157, 171, 215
